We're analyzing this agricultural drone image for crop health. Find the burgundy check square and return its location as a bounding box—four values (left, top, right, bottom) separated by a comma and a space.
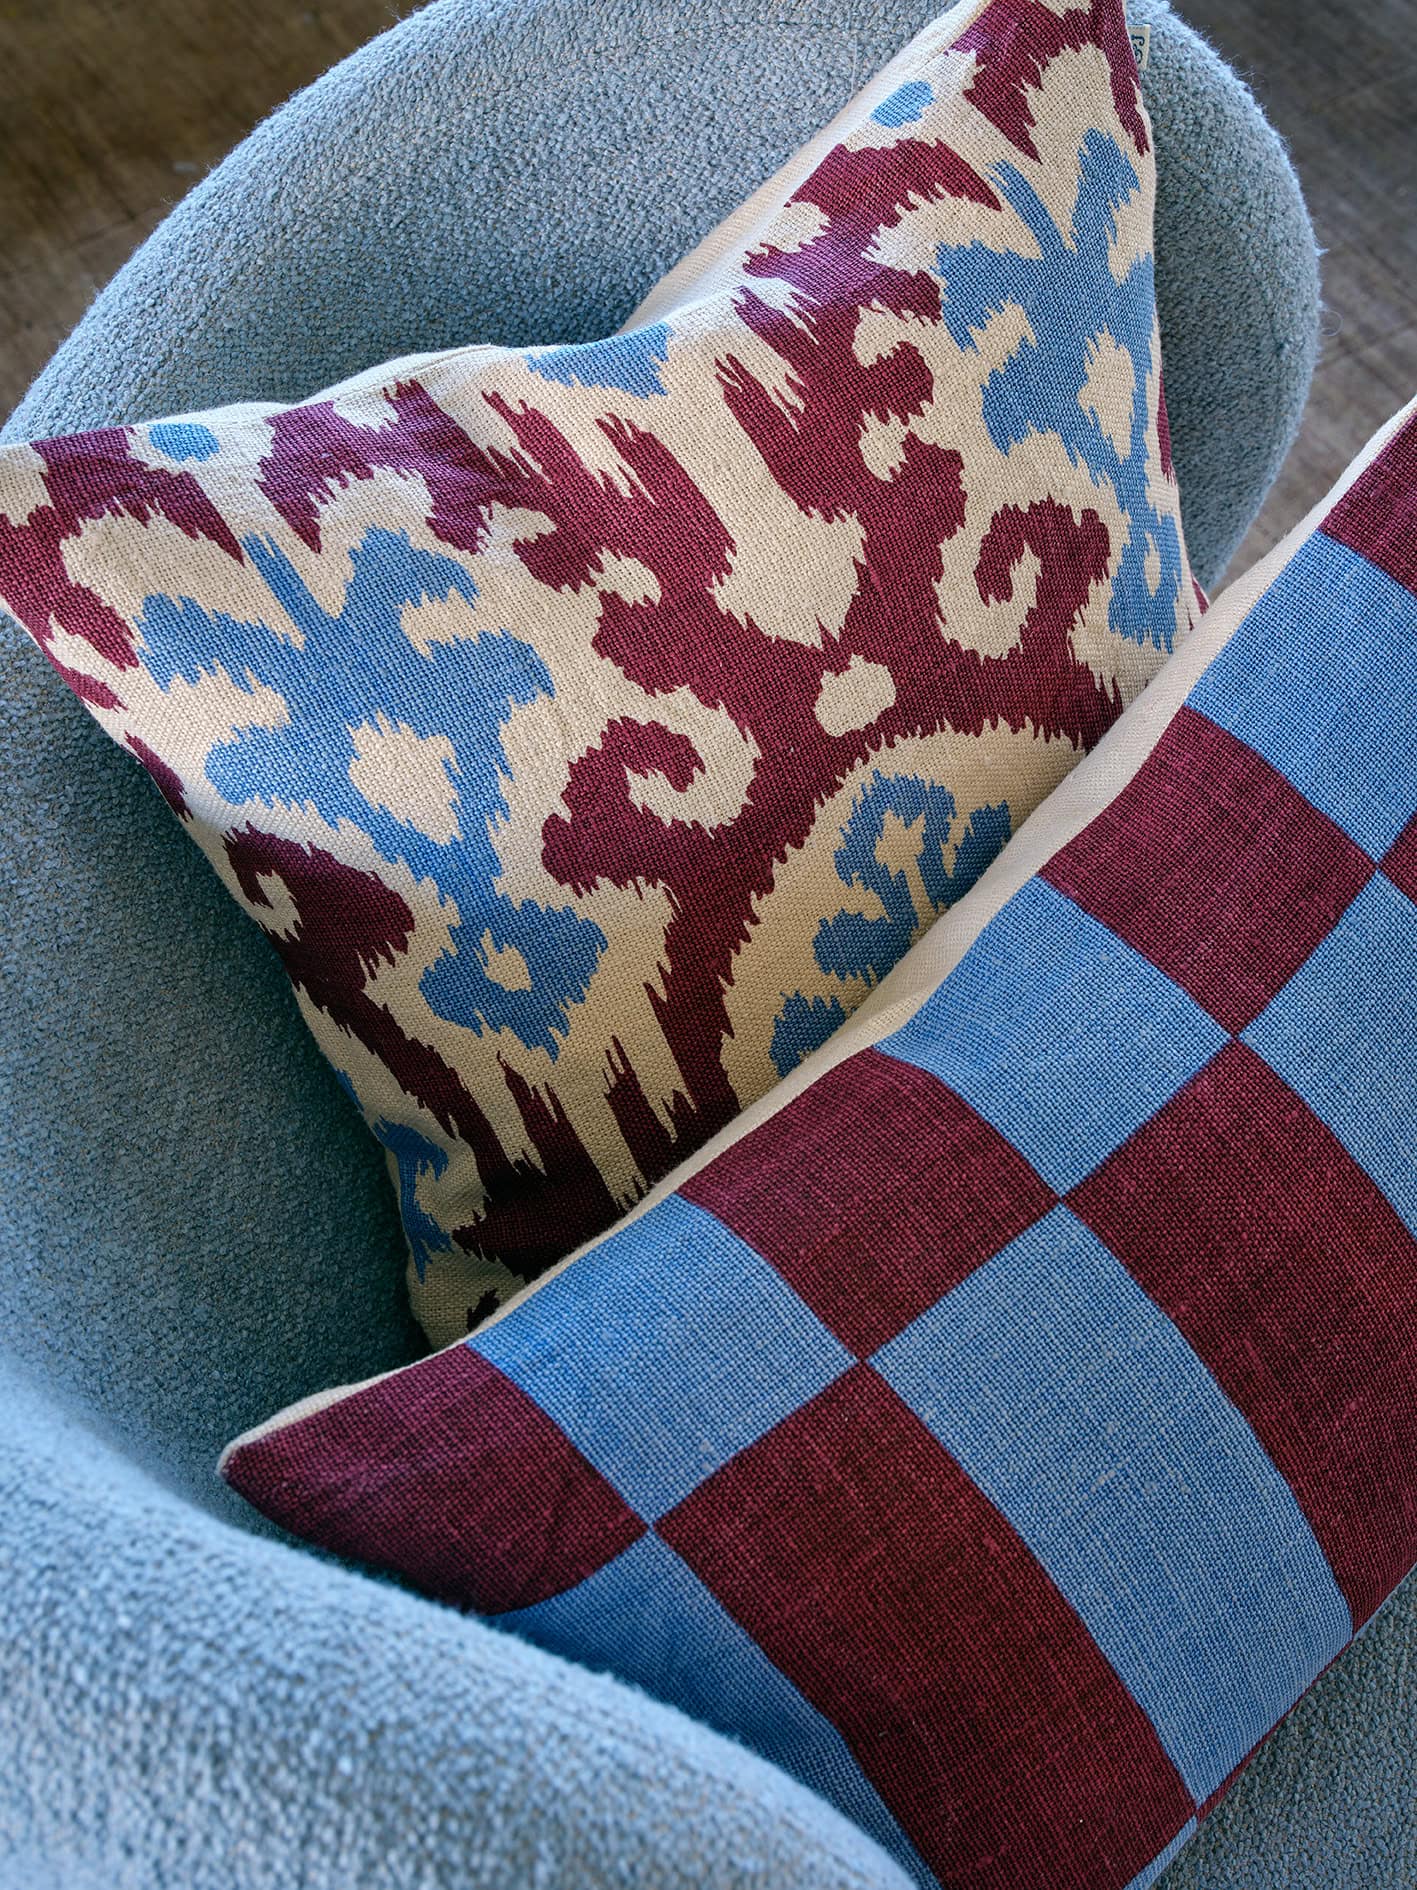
226, 1345, 645, 1613
1042, 705, 1375, 1032
658, 1363, 1193, 1890
1384, 814, 1417, 905
681, 1049, 1056, 1355
1324, 412, 1417, 597
1070, 1039, 1417, 1623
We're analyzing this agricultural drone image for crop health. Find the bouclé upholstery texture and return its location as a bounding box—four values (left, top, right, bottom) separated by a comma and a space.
0, 1354, 911, 1890
224, 398, 1417, 1890
6, 2, 1391, 1888
0, 0, 1198, 1346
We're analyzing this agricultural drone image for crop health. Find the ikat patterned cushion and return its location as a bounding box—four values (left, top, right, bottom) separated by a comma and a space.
221, 394, 1417, 1890
0, 0, 1196, 1344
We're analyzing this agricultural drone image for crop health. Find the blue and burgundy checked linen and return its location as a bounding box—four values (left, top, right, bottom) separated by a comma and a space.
226, 406, 1417, 1890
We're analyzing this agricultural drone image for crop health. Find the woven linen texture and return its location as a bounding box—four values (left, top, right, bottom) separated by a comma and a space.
0, 0, 1194, 1344
224, 404, 1417, 1890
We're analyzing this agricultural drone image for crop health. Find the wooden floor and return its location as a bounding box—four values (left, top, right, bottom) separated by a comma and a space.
0, 0, 397, 413
1180, 0, 1417, 576
1, 0, 1413, 584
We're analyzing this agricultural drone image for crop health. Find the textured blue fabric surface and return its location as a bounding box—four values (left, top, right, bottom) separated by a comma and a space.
0, 1355, 911, 1890
0, 0, 1382, 1885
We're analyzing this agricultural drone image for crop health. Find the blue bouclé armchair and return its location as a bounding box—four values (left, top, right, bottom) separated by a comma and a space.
7, 3, 1409, 1885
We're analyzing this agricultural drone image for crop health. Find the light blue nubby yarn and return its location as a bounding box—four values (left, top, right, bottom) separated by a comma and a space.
0, 1355, 911, 1890
0, 3, 1361, 1888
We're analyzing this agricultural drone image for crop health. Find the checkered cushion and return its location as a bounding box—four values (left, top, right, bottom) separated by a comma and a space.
222, 401, 1417, 1890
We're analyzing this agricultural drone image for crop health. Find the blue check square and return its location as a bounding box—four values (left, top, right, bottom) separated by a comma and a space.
873, 1206, 1350, 1802
878, 877, 1228, 1191
472, 1194, 852, 1518
503, 1533, 930, 1883
1189, 534, 1417, 860
1244, 872, 1417, 1236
